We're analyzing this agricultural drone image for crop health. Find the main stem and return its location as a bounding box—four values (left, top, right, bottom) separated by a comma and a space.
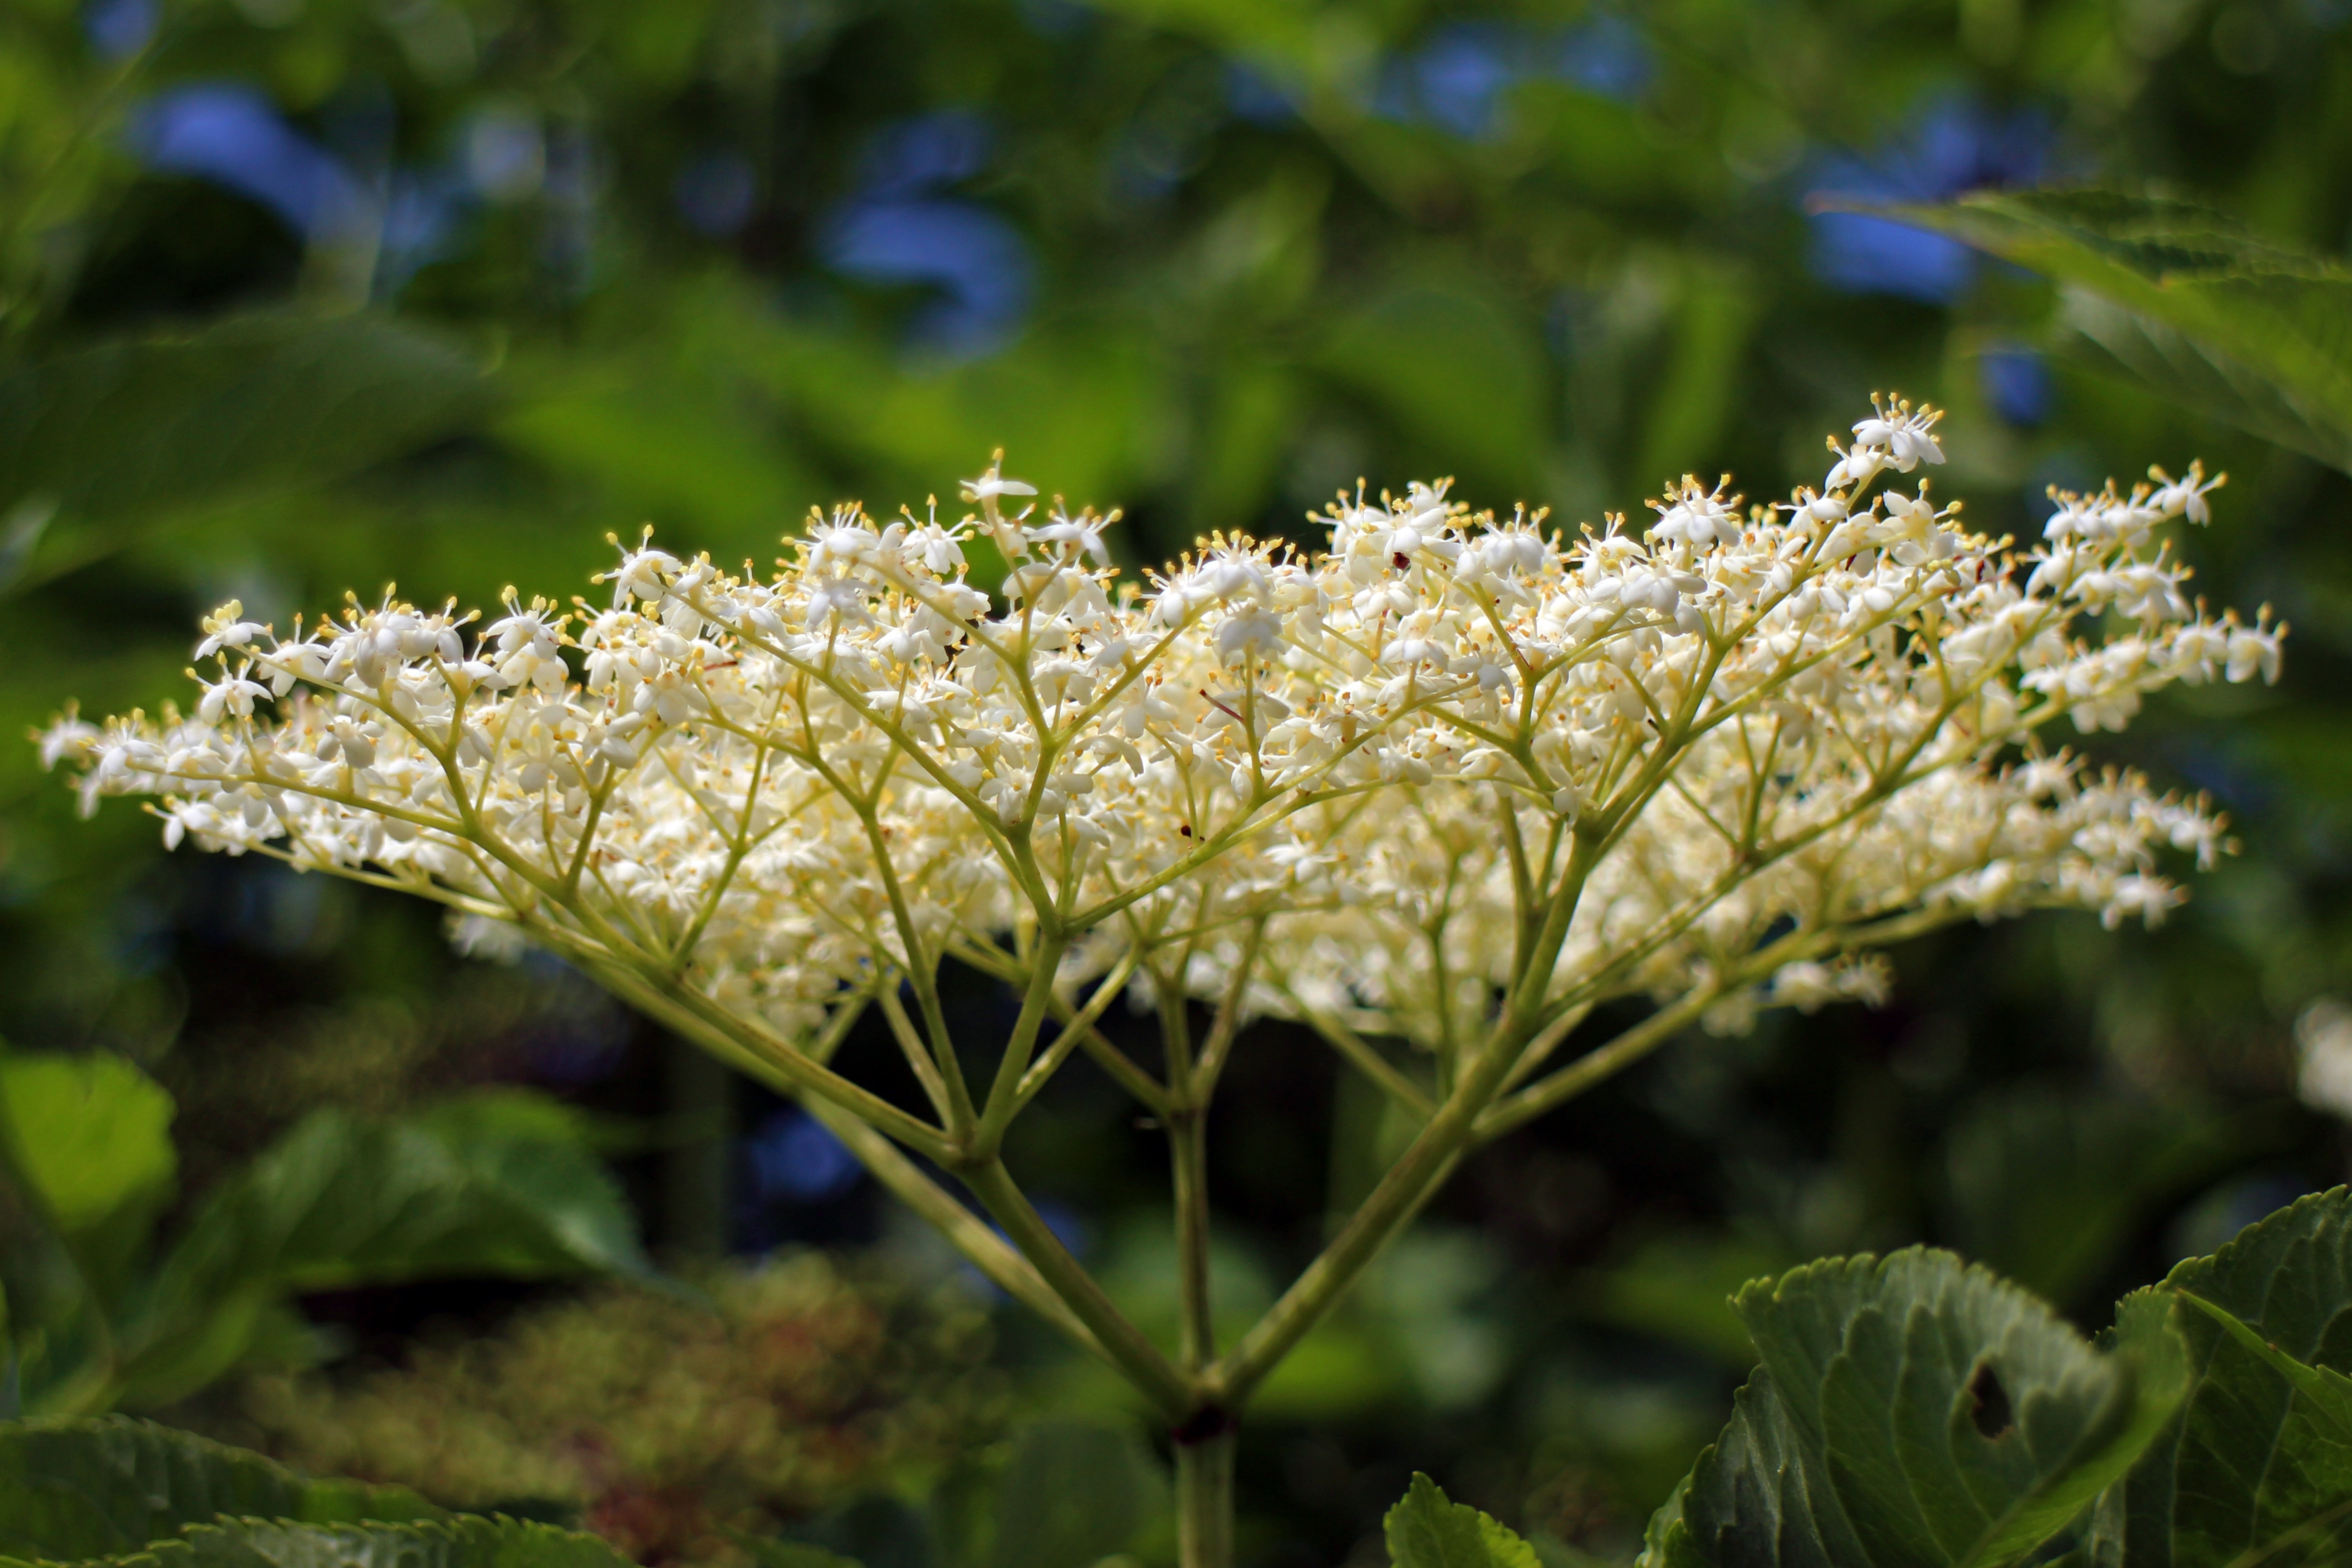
1175, 1424, 1236, 1568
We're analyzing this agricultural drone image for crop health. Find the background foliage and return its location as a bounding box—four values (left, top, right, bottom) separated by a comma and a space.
3, 0, 2351, 1564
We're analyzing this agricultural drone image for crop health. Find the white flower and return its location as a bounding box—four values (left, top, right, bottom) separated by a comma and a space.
1215, 603, 1283, 664
196, 600, 269, 659
600, 536, 681, 606
2148, 461, 2225, 525
961, 459, 1036, 505
196, 670, 270, 723
1851, 394, 1945, 470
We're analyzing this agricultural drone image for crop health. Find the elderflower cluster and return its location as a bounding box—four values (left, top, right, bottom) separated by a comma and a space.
41, 398, 2277, 1078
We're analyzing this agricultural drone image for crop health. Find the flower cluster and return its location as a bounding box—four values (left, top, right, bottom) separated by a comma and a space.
42, 399, 2275, 1135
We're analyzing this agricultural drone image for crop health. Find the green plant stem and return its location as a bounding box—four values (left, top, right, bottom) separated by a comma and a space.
1304, 1009, 1433, 1120
974, 931, 1069, 1153
959, 1156, 1194, 1416
583, 956, 957, 1163
1214, 1046, 1486, 1403
1215, 837, 1601, 1401
1174, 1424, 1236, 1568
571, 965, 1108, 1355
1170, 1105, 1215, 1372
799, 1101, 1106, 1354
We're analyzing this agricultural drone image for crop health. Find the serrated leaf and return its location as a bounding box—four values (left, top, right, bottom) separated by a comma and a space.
2049, 292, 2352, 475
1642, 1365, 1867, 1568
1642, 1248, 2179, 1568
1837, 188, 2352, 473
1385, 1473, 1542, 1568
2084, 1187, 2352, 1568
0, 1417, 433, 1561
2176, 1292, 2352, 1442
1, 1512, 634, 1568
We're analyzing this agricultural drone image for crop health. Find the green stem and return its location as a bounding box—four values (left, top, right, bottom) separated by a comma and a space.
1170, 1105, 1215, 1371
798, 1099, 1108, 1359
974, 931, 1069, 1154
959, 1156, 1194, 1416
1215, 1049, 1485, 1403
1217, 838, 1601, 1401
1174, 1422, 1236, 1568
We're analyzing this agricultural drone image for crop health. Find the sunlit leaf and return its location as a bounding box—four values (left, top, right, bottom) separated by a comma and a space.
1385, 1473, 1542, 1568
0, 1052, 174, 1243
1845, 189, 2352, 473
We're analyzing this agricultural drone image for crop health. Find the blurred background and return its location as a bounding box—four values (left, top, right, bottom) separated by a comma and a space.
3, 0, 2351, 1564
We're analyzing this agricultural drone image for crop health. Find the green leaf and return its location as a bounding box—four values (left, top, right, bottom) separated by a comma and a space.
1642, 1248, 2180, 1568
0, 1416, 434, 1561
1938, 1087, 2269, 1310
117, 1093, 648, 1408
732, 1536, 869, 1568
1384, 1473, 1542, 1568
985, 1420, 1162, 1568
779, 1496, 932, 1568
1, 1512, 636, 1568
1585, 1230, 1799, 1369
0, 312, 493, 591
2085, 1186, 2352, 1568
1315, 279, 1549, 498
2176, 1293, 2352, 1438
0, 1052, 175, 1242
1842, 189, 2352, 473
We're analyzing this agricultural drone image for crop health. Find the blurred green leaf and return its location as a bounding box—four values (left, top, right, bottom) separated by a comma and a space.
1632, 265, 1759, 492
1585, 1230, 1799, 1369
986, 1419, 1162, 1568
115, 1092, 647, 1409
0, 1416, 434, 1561
733, 1538, 869, 1568
779, 1418, 1161, 1568
1938, 1085, 2273, 1310
495, 341, 815, 542
783, 1495, 935, 1568
2086, 1188, 2352, 1568
0, 313, 494, 589
1385, 1473, 1541, 1568
164, 1090, 649, 1292
0, 1052, 175, 1245
1317, 279, 1548, 499
1849, 189, 2352, 473
2, 1512, 635, 1568
1641, 1249, 2181, 1568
